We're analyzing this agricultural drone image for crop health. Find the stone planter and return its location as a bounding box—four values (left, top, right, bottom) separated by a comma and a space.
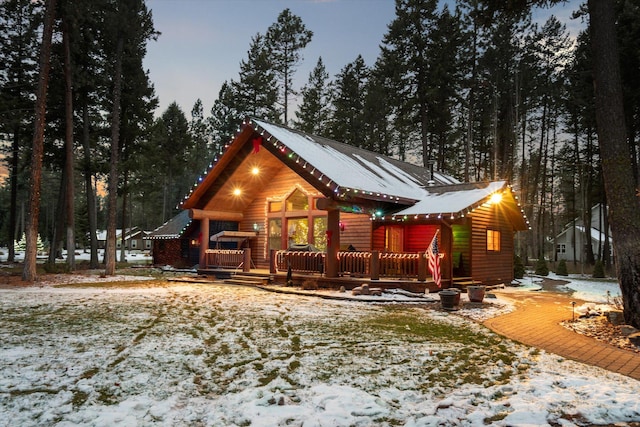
439, 289, 460, 311
467, 285, 486, 303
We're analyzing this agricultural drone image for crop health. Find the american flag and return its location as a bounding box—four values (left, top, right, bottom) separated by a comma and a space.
427, 231, 441, 288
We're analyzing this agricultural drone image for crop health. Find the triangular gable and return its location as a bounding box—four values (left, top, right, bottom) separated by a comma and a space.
181, 117, 460, 209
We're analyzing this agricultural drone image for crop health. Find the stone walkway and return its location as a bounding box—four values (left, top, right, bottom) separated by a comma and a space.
484, 290, 640, 381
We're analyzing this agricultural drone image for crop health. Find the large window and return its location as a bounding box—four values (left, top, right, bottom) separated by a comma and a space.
487, 229, 501, 252
266, 188, 326, 251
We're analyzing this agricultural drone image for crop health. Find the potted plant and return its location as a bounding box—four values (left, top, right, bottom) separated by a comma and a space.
467, 285, 486, 303
439, 288, 461, 310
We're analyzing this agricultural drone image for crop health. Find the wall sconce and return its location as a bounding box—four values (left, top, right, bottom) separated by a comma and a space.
339, 221, 345, 232
190, 239, 200, 247
253, 223, 263, 234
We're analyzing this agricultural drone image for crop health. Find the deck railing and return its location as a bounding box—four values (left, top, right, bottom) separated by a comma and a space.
275, 250, 424, 280
378, 252, 420, 278
275, 250, 325, 274
338, 251, 371, 276
205, 249, 244, 268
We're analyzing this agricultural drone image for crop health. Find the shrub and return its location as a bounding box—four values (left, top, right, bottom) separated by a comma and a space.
301, 280, 318, 290
593, 260, 605, 278
555, 259, 568, 276
514, 255, 525, 279
534, 258, 549, 276
43, 262, 70, 274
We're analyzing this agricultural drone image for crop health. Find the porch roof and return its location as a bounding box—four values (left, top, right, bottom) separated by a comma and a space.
149, 210, 192, 240
392, 181, 529, 230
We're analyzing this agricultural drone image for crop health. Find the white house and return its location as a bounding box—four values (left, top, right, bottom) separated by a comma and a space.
555, 204, 611, 263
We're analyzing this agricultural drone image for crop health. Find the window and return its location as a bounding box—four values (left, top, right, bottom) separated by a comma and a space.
287, 218, 309, 246
131, 240, 138, 249
268, 201, 282, 212
286, 189, 309, 211
268, 219, 282, 251
487, 229, 501, 252
266, 188, 326, 251
313, 217, 327, 250
557, 244, 566, 254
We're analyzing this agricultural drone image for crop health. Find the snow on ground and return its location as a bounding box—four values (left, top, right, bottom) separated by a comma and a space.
0, 272, 639, 426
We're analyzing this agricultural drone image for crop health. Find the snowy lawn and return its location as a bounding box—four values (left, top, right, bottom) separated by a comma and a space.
0, 278, 639, 426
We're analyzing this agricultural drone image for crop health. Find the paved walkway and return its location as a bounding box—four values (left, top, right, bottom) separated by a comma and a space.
484, 290, 640, 381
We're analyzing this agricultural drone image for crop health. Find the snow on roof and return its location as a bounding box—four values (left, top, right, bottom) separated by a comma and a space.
149, 210, 192, 240
394, 181, 507, 216
253, 119, 459, 201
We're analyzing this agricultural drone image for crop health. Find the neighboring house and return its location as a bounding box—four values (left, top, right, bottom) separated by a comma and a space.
95, 228, 153, 251
555, 204, 612, 263
179, 118, 528, 289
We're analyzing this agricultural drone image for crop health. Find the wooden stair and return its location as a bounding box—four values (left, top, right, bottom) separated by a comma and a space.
452, 277, 483, 291
223, 273, 272, 287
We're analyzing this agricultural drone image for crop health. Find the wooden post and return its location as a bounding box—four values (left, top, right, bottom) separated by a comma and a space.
199, 218, 209, 269
326, 209, 340, 277
371, 250, 380, 280
418, 252, 427, 281
243, 248, 251, 272
269, 249, 277, 274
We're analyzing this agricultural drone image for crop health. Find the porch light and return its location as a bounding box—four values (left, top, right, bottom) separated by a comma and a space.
251, 167, 260, 175
233, 188, 242, 196
490, 192, 503, 204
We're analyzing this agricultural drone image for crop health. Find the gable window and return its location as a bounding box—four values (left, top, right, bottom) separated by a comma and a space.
487, 229, 501, 252
286, 189, 309, 211
556, 244, 566, 254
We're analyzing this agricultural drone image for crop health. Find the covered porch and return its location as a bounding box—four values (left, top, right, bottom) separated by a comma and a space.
197, 247, 476, 293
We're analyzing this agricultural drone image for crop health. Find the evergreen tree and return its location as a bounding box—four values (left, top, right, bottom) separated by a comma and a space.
0, 0, 42, 262
380, 0, 439, 166
265, 8, 313, 124
208, 81, 241, 155
22, 0, 56, 282
294, 57, 331, 135
233, 33, 279, 121
328, 55, 369, 148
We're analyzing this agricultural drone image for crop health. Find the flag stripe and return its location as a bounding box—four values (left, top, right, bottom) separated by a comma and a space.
427, 231, 441, 288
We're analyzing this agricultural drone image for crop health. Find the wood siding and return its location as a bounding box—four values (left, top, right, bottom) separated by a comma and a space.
339, 212, 372, 251
469, 204, 516, 285
239, 166, 323, 269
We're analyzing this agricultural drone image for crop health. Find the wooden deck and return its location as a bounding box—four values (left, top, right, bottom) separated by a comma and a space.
196, 267, 480, 294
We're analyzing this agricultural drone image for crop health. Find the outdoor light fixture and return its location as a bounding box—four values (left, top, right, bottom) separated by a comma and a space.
251, 167, 260, 175
233, 188, 242, 196
490, 192, 503, 204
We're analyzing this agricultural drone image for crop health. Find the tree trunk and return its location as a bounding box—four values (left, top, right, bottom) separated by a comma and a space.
82, 102, 99, 268
119, 170, 128, 263
588, 0, 640, 328
22, 0, 57, 282
63, 19, 75, 270
104, 34, 124, 276
8, 126, 19, 262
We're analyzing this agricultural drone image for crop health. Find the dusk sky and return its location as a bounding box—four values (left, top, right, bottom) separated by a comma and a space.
143, 0, 584, 119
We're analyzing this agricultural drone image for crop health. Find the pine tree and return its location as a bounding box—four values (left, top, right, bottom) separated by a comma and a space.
266, 8, 313, 124
0, 0, 42, 263
294, 57, 331, 135
233, 33, 279, 121
328, 56, 369, 148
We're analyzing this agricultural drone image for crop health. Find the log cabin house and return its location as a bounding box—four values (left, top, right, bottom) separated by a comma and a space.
178, 117, 528, 292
